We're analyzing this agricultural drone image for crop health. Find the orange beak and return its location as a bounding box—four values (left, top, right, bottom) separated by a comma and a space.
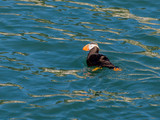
113, 67, 122, 71
83, 44, 90, 51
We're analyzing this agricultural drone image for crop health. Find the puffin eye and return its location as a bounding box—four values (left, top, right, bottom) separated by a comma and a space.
90, 45, 94, 49
89, 44, 97, 50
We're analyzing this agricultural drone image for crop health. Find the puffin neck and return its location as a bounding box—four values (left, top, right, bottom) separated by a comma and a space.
88, 46, 99, 57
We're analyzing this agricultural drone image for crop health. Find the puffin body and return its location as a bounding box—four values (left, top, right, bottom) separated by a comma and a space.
83, 43, 121, 71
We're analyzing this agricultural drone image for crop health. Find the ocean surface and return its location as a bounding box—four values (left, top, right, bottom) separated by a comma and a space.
0, 0, 160, 119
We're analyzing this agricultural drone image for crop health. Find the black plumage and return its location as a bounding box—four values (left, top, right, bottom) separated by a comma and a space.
86, 46, 115, 69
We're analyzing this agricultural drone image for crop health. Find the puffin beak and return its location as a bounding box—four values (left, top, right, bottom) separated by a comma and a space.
83, 44, 90, 51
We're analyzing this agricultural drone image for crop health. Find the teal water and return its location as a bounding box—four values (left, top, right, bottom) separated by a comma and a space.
0, 0, 160, 119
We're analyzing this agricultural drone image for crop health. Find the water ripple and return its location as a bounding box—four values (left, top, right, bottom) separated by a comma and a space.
0, 0, 160, 119
0, 100, 26, 105
0, 83, 23, 89
16, 0, 57, 8
107, 38, 160, 58
0, 13, 21, 16
27, 89, 150, 105
40, 67, 85, 78
52, 0, 160, 26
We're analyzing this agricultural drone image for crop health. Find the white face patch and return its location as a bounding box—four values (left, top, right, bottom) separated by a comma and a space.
88, 44, 99, 50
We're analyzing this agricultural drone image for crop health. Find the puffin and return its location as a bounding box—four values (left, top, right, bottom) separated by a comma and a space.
83, 43, 121, 71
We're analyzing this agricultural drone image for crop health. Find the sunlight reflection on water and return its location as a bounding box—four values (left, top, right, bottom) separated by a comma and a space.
0, 0, 160, 119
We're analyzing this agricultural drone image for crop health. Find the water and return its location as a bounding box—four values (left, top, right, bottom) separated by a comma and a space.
0, 0, 160, 119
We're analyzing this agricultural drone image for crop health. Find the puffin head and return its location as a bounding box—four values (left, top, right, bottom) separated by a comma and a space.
83, 43, 99, 51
